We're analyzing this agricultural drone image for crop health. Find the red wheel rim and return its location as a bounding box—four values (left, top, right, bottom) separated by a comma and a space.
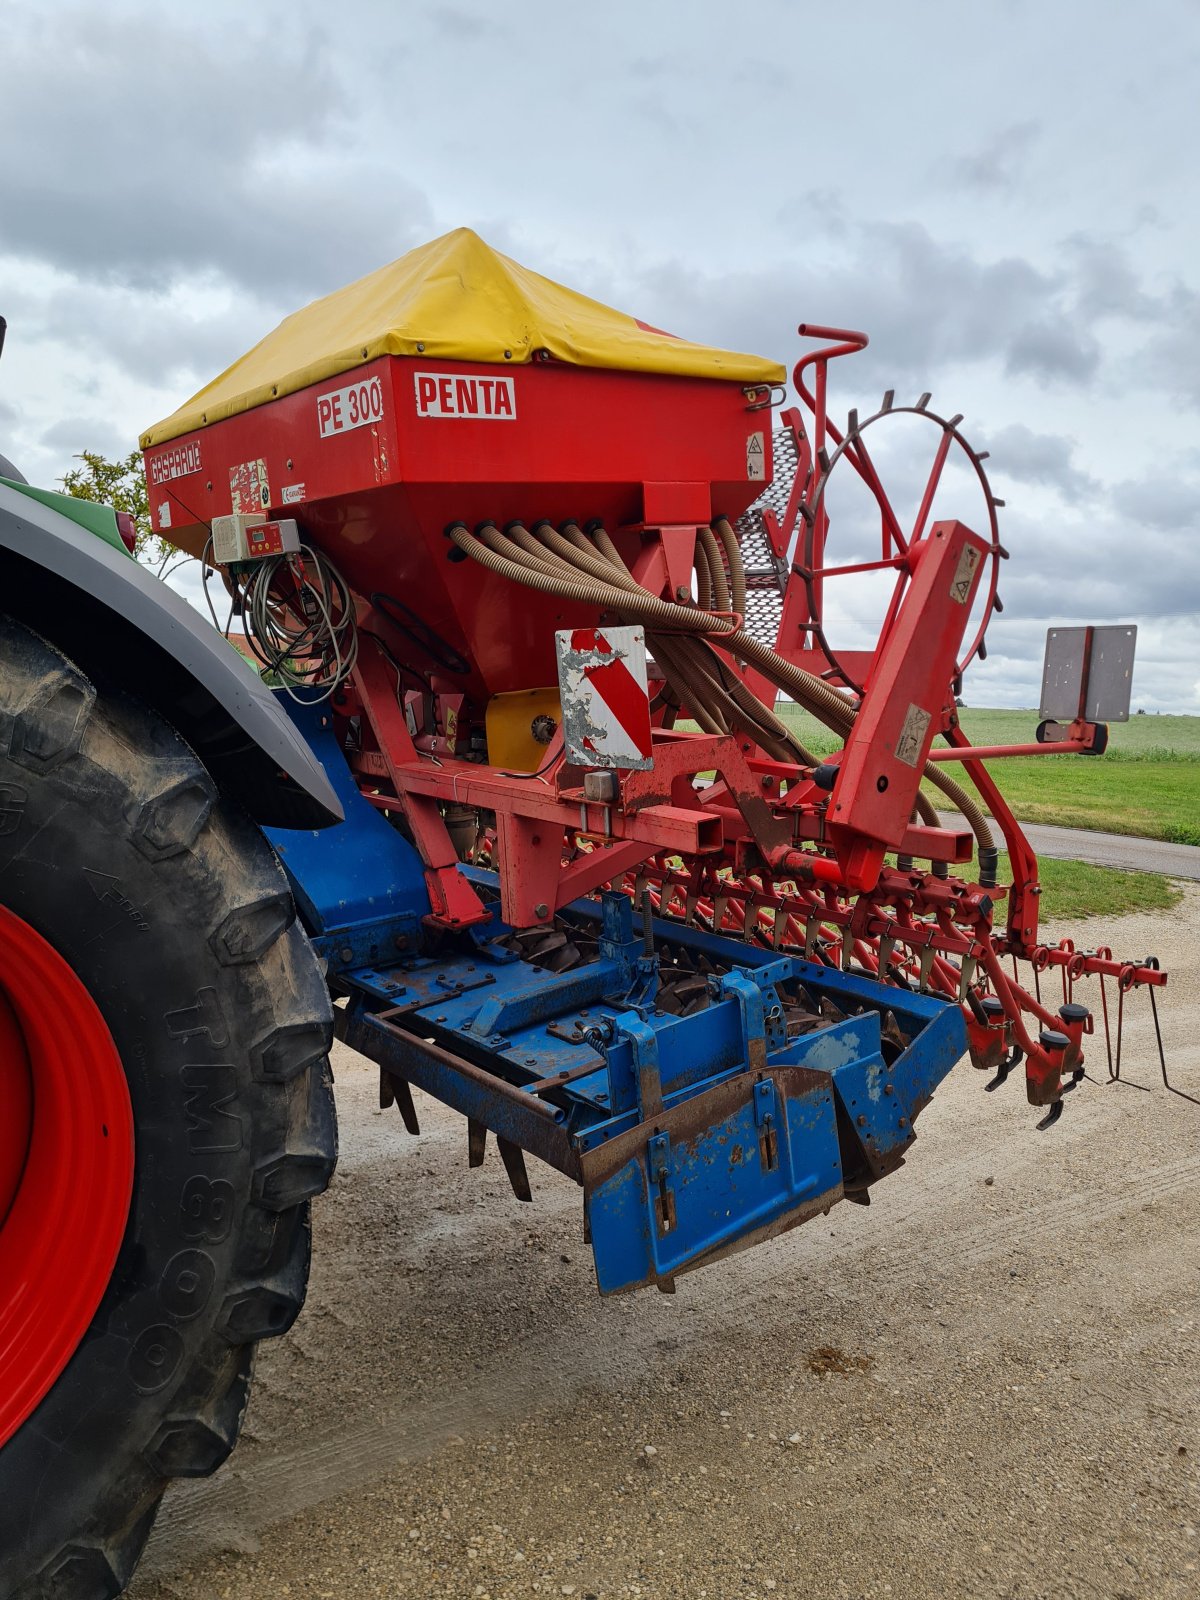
0, 903, 134, 1448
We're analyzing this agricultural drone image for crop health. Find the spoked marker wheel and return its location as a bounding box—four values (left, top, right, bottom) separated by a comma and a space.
0, 617, 337, 1600
798, 397, 1006, 696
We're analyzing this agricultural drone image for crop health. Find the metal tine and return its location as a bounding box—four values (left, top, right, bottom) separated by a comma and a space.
1097, 973, 1114, 1077
1110, 983, 1151, 1093
380, 1069, 420, 1134
468, 1118, 487, 1167
497, 1138, 533, 1202
881, 390, 894, 412
1151, 986, 1200, 1106
984, 1046, 1021, 1093
917, 944, 935, 992
1036, 1100, 1063, 1131
392, 1077, 420, 1135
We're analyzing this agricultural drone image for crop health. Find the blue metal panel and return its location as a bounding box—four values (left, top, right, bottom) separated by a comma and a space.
830, 1001, 967, 1174
263, 695, 429, 945
584, 1062, 844, 1293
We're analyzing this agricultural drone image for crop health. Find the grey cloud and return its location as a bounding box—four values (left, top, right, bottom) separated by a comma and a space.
1110, 474, 1200, 534
0, 7, 432, 299
977, 423, 1099, 500
427, 5, 507, 38
1005, 319, 1100, 384
0, 270, 283, 394
627, 55, 669, 81
600, 208, 1200, 421
39, 416, 129, 458
950, 121, 1040, 193
1138, 283, 1200, 409
1064, 235, 1165, 322
985, 501, 1200, 628
590, 220, 1106, 399
727, 58, 791, 94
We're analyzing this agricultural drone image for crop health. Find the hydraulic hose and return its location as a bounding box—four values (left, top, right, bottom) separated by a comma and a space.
447, 522, 732, 637
543, 522, 808, 764
696, 526, 730, 614
712, 516, 747, 624
446, 520, 993, 852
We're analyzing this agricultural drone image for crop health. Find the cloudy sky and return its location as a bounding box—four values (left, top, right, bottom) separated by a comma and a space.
2, 0, 1198, 711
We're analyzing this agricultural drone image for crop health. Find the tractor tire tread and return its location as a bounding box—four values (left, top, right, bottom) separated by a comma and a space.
0, 617, 336, 1600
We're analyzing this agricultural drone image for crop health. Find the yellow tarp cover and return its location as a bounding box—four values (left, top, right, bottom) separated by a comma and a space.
142, 228, 785, 446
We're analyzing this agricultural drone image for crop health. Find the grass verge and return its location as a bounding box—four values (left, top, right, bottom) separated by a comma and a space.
999, 854, 1182, 921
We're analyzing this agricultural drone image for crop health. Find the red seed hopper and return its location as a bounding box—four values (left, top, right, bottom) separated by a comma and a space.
142, 228, 783, 698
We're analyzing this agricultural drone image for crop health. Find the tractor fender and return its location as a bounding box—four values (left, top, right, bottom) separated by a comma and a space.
0, 480, 343, 829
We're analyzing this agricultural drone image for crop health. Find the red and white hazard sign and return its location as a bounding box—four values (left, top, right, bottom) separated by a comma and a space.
555, 626, 654, 771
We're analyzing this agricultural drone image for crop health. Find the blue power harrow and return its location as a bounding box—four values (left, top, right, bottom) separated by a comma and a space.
270, 705, 966, 1295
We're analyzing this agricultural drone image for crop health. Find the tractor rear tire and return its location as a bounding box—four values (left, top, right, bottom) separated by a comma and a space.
0, 617, 337, 1598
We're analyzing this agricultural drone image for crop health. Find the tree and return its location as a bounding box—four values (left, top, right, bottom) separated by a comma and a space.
60, 449, 173, 570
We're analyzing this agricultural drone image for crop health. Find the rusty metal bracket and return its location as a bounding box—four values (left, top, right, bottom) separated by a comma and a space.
647, 1131, 677, 1235
753, 1078, 779, 1172
615, 1012, 665, 1122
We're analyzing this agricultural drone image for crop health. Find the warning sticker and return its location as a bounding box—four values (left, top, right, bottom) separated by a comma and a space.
281, 483, 306, 504
230, 458, 271, 514
746, 431, 766, 481
895, 702, 932, 768
555, 625, 653, 771
950, 543, 981, 605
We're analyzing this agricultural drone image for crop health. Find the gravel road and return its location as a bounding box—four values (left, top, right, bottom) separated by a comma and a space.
128, 889, 1200, 1600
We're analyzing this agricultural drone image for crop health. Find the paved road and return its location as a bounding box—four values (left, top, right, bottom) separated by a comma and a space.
940, 812, 1200, 880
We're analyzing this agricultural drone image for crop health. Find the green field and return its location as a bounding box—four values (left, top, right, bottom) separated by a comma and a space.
775, 704, 1200, 846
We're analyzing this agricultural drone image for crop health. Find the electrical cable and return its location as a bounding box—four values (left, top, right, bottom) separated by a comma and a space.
238, 543, 359, 704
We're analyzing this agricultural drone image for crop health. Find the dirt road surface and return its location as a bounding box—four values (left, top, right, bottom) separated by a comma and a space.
129, 890, 1200, 1600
